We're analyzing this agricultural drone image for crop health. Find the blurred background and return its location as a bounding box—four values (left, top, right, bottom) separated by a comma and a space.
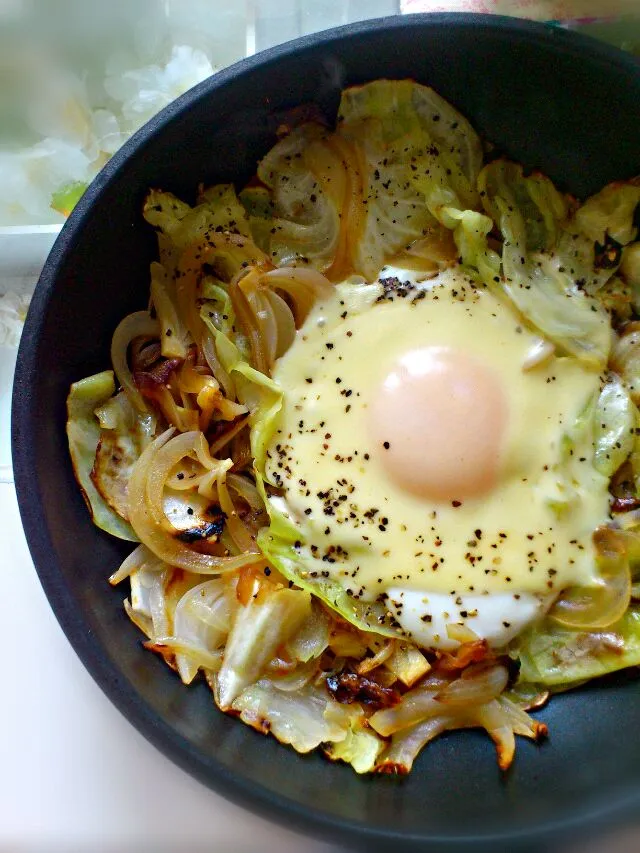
1, 2, 640, 851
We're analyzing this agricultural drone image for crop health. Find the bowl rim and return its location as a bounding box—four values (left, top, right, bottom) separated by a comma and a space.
11, 12, 640, 851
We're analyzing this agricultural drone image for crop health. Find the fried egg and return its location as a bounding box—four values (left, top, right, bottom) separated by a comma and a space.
264, 267, 611, 650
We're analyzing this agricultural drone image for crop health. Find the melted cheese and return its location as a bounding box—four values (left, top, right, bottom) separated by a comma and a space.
265, 268, 611, 647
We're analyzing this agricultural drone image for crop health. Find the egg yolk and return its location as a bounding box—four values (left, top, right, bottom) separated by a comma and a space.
369, 346, 508, 502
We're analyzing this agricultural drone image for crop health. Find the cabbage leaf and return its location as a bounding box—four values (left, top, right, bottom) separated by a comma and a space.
479, 159, 611, 368
92, 390, 156, 521
516, 609, 640, 686
216, 586, 311, 708
557, 179, 640, 295
338, 79, 482, 210
594, 375, 637, 477
66, 371, 138, 541
230, 680, 349, 753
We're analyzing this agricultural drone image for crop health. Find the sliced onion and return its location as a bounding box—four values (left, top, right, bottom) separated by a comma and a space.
165, 457, 205, 491
243, 278, 279, 370
230, 428, 253, 473
261, 267, 333, 325
124, 597, 153, 639
287, 602, 330, 663
369, 686, 442, 737
473, 699, 515, 771
151, 386, 200, 432
357, 641, 396, 676
549, 526, 631, 630
227, 473, 264, 512
111, 311, 159, 412
217, 471, 260, 554
227, 473, 268, 534
229, 271, 270, 374
144, 430, 230, 528
209, 417, 250, 456
262, 289, 297, 358
202, 331, 235, 399
153, 637, 224, 673
498, 696, 548, 740
375, 716, 451, 775
435, 664, 508, 708
128, 430, 261, 574
149, 569, 171, 637
109, 543, 166, 586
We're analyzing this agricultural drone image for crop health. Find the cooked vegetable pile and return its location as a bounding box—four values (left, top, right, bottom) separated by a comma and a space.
67, 79, 640, 774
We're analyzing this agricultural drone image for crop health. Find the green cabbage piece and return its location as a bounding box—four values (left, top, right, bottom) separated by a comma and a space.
594, 374, 637, 477
66, 371, 138, 541
516, 609, 640, 687
322, 709, 384, 773
480, 159, 568, 251
478, 159, 611, 368
338, 79, 482, 210
254, 80, 484, 280
91, 390, 156, 522
239, 185, 274, 254
337, 79, 485, 278
143, 185, 255, 275
213, 329, 282, 473
557, 180, 640, 295
573, 180, 640, 248
230, 680, 351, 753
143, 184, 251, 245
346, 126, 440, 279
217, 587, 311, 708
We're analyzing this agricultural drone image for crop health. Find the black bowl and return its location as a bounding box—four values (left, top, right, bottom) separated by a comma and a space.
12, 14, 640, 852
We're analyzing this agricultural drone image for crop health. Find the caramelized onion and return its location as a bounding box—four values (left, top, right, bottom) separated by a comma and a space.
356, 641, 396, 676
144, 430, 230, 528
229, 271, 270, 375
209, 416, 250, 456
549, 526, 631, 629
261, 267, 333, 325
263, 289, 296, 357
217, 472, 261, 554
435, 664, 508, 708
202, 331, 235, 399
111, 311, 160, 412
473, 699, 515, 771
128, 430, 260, 573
